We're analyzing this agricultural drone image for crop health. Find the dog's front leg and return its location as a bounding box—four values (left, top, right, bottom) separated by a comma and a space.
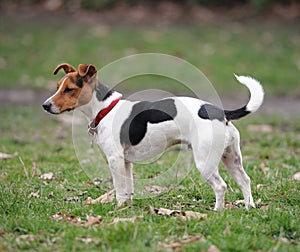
108, 156, 132, 207
125, 161, 134, 202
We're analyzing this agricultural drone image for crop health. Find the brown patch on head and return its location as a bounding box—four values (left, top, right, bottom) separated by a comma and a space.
50, 63, 98, 113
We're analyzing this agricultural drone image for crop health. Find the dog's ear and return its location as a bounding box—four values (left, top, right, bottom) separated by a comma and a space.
78, 64, 97, 79
53, 63, 76, 75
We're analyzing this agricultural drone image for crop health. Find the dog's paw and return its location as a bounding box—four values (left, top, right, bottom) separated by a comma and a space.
245, 199, 256, 210
117, 198, 132, 208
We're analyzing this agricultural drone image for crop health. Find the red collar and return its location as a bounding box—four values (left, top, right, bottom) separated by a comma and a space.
88, 97, 121, 136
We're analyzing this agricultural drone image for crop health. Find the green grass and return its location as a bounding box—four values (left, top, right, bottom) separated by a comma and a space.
1, 106, 300, 251
0, 15, 299, 96
1, 12, 300, 251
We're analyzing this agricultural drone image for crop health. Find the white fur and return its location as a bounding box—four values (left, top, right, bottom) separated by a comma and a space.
234, 74, 264, 112
79, 76, 263, 210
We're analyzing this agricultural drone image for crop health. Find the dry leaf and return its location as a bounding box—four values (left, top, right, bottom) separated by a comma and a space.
159, 234, 204, 249
150, 206, 206, 220
52, 212, 64, 220
144, 185, 167, 194
206, 245, 221, 252
52, 212, 101, 227
292, 172, 300, 181
247, 124, 273, 133
158, 241, 182, 249
260, 163, 270, 174
76, 237, 101, 244
110, 215, 143, 225
1, 172, 8, 178
158, 207, 178, 216
234, 199, 245, 206
40, 172, 53, 180
29, 190, 40, 198
68, 215, 82, 225
16, 234, 36, 244
0, 152, 17, 160
256, 184, 264, 190
182, 211, 207, 220
84, 215, 102, 227
86, 189, 115, 205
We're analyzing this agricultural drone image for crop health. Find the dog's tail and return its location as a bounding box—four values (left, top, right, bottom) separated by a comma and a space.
224, 74, 264, 120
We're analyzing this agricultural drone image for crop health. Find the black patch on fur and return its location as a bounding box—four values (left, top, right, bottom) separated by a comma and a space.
224, 105, 250, 120
96, 81, 113, 101
198, 104, 225, 121
76, 76, 83, 88
120, 99, 177, 146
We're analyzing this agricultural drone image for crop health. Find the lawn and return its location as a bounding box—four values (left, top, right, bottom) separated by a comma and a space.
0, 14, 299, 96
1, 11, 300, 252
0, 106, 300, 251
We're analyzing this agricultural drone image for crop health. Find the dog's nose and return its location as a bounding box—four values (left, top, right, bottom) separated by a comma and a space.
42, 102, 52, 112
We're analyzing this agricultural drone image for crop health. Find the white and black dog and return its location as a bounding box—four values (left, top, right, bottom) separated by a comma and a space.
42, 63, 264, 210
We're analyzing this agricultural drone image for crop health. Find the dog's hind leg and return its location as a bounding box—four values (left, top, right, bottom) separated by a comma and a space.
125, 161, 134, 202
192, 143, 227, 211
222, 129, 255, 210
206, 169, 227, 211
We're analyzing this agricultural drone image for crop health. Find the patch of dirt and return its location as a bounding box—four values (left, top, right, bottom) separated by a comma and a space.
1, 88, 299, 115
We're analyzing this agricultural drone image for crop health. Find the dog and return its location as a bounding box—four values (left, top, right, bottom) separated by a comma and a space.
42, 63, 264, 211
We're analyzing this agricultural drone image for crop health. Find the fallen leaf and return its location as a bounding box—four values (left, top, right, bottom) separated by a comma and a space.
157, 207, 178, 216
234, 199, 245, 206
260, 163, 270, 174
0, 152, 17, 160
84, 215, 102, 227
16, 234, 36, 244
29, 190, 40, 198
206, 245, 221, 252
76, 237, 101, 244
262, 205, 269, 211
292, 172, 300, 181
256, 198, 262, 206
181, 210, 207, 220
52, 212, 102, 227
110, 215, 143, 225
150, 206, 206, 220
85, 189, 115, 205
158, 241, 182, 249
158, 234, 204, 249
40, 172, 53, 180
68, 215, 82, 225
247, 124, 273, 133
64, 196, 80, 203
144, 185, 167, 194
256, 184, 264, 190
1, 172, 8, 178
52, 212, 64, 220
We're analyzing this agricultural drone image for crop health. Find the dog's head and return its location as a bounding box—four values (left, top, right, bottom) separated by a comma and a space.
42, 63, 97, 114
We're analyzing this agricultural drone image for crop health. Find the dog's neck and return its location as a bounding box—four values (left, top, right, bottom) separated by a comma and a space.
80, 81, 122, 122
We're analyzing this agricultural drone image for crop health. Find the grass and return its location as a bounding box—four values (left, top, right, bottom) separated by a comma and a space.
0, 14, 300, 96
1, 11, 300, 252
0, 106, 300, 251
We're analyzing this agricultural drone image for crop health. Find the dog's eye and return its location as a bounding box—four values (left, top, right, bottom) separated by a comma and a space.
64, 87, 75, 93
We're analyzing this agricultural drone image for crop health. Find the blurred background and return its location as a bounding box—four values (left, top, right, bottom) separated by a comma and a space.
0, 0, 299, 105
